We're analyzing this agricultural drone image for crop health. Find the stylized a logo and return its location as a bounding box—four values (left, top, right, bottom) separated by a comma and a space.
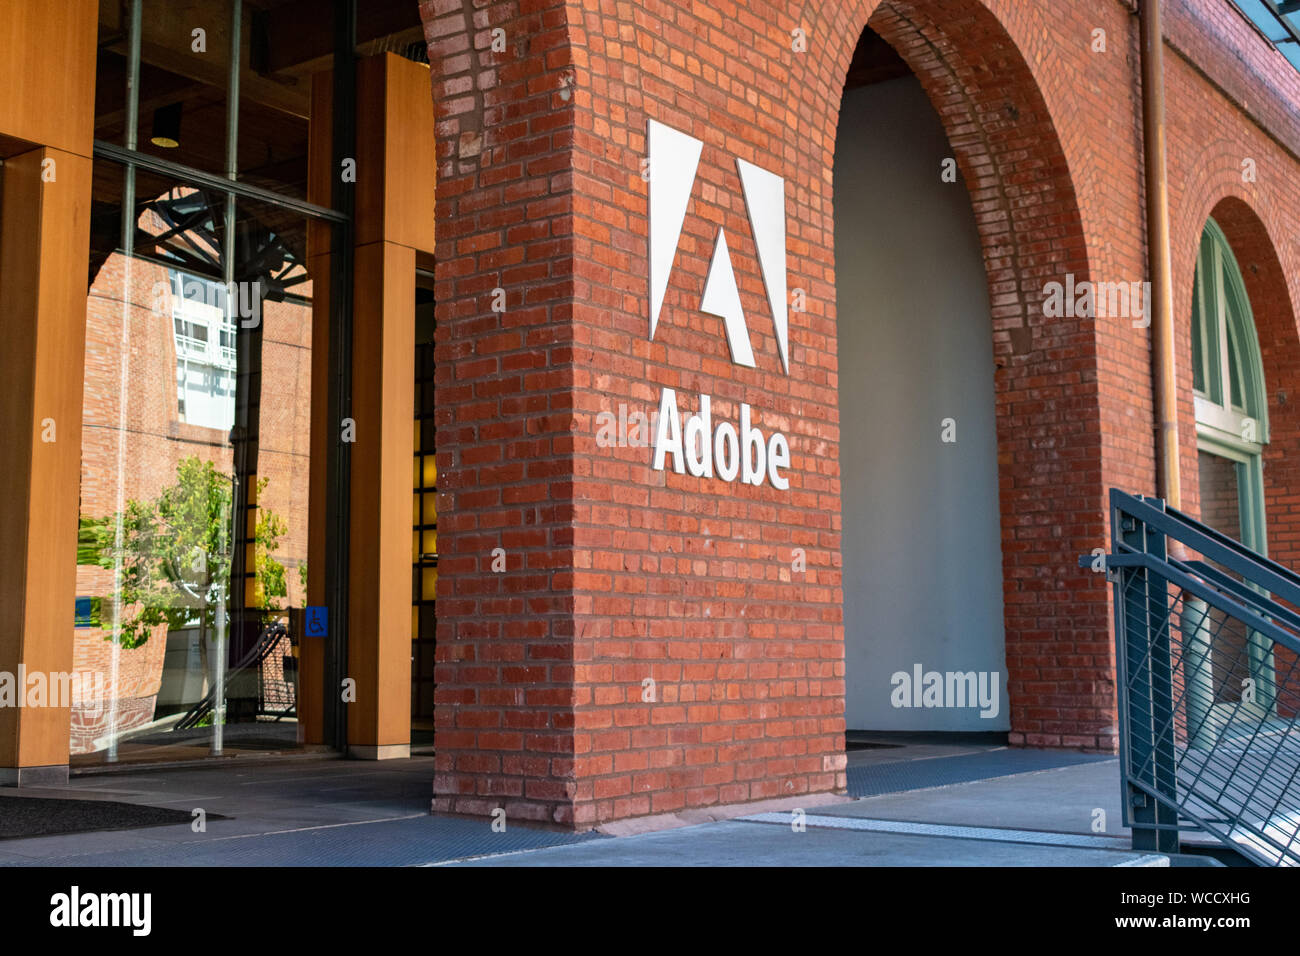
647, 120, 789, 373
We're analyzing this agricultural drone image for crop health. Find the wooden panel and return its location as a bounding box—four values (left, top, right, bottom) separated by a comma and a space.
0, 0, 98, 156
306, 70, 335, 259
381, 55, 437, 254
0, 148, 93, 767
0, 155, 43, 767
347, 241, 415, 749
353, 56, 384, 249
355, 53, 436, 253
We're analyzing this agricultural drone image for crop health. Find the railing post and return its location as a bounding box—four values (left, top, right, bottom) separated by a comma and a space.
1119, 497, 1181, 854
1182, 598, 1215, 750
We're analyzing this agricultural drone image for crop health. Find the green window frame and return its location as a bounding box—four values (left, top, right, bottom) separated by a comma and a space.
1191, 218, 1269, 553
1188, 217, 1276, 730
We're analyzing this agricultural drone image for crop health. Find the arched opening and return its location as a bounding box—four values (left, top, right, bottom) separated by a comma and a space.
1182, 200, 1300, 732
836, 31, 1006, 732
1200, 197, 1300, 571
1208, 201, 1300, 724
832, 4, 1096, 744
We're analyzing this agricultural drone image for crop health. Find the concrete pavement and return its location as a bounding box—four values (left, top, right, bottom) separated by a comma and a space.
0, 741, 1223, 866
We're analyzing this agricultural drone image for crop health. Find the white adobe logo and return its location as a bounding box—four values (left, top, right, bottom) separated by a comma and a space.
647, 119, 789, 374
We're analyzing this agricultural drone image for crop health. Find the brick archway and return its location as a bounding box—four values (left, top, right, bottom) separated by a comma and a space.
829, 1, 1107, 749
1185, 195, 1300, 564
421, 0, 1109, 830
1174, 193, 1300, 719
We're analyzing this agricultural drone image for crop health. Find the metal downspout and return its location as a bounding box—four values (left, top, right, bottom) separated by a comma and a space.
1141, 0, 1182, 508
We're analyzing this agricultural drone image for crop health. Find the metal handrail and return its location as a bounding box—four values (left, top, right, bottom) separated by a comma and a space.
175, 621, 293, 731
1112, 490, 1300, 608
1102, 489, 1300, 866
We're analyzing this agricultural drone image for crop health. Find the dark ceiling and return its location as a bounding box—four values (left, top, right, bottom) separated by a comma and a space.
844, 28, 912, 91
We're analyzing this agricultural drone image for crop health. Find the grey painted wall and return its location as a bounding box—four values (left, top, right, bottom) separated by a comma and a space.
835, 76, 1009, 731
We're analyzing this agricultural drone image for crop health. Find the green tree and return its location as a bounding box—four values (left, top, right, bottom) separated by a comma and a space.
79, 457, 288, 648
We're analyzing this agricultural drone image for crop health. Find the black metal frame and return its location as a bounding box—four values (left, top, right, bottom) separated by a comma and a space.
1261, 0, 1300, 46
1232, 0, 1300, 66
323, 0, 357, 751
1115, 497, 1181, 854
1101, 488, 1300, 865
412, 269, 438, 723
94, 140, 347, 224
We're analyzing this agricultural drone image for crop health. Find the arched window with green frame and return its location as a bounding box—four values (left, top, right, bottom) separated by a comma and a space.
1192, 217, 1269, 553
1188, 216, 1274, 724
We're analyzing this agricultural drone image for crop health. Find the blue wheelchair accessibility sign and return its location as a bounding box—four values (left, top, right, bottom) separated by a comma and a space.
305, 606, 328, 637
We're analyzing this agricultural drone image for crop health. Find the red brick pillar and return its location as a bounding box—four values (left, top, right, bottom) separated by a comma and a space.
421, 0, 848, 829
422, 0, 584, 824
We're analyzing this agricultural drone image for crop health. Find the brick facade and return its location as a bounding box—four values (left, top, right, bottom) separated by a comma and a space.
419, 0, 1300, 828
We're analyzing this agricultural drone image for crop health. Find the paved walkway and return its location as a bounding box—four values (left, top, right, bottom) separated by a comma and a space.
0, 742, 1214, 866
449, 745, 1170, 867
0, 756, 596, 866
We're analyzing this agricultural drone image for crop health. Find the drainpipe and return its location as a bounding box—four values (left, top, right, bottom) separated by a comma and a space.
1141, 0, 1182, 509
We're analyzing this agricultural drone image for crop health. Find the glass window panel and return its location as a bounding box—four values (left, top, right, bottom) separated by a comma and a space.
93, 1, 229, 169
75, 157, 319, 765
93, 2, 425, 204
1191, 233, 1224, 404
1192, 261, 1207, 395
1196, 450, 1253, 704
1227, 309, 1244, 411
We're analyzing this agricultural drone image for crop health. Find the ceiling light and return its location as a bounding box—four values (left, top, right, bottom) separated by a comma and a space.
150, 102, 183, 149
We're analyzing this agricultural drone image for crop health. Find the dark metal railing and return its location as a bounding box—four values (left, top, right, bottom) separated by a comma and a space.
175, 617, 297, 731
1099, 489, 1300, 866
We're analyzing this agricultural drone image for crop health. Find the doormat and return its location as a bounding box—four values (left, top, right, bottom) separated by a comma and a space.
0, 796, 218, 840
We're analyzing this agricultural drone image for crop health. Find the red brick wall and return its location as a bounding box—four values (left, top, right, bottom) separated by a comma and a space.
421, 0, 580, 822
1197, 451, 1242, 539
420, 0, 1300, 828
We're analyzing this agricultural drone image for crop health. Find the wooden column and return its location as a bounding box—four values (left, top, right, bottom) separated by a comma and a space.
305, 53, 436, 756
0, 149, 94, 784
0, 0, 97, 785
347, 239, 417, 758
